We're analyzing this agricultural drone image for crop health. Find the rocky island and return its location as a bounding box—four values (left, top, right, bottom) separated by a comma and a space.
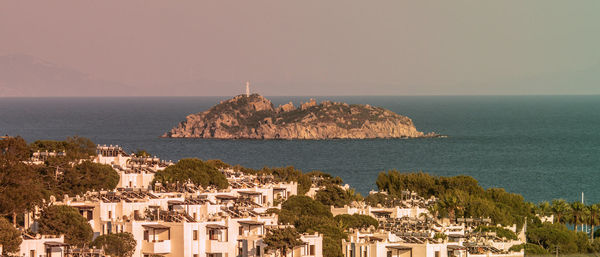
163, 94, 438, 139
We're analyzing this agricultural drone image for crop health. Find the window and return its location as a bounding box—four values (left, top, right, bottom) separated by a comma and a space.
193, 230, 198, 240
309, 245, 315, 256
193, 213, 197, 221
209, 229, 220, 241
435, 251, 440, 257
239, 227, 243, 236
257, 245, 261, 256
30, 250, 35, 257
108, 210, 112, 219
194, 255, 199, 257
386, 251, 392, 257
144, 230, 149, 241
363, 247, 367, 257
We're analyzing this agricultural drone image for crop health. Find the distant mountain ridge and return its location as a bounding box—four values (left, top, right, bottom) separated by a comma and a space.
163, 94, 438, 139
0, 54, 135, 97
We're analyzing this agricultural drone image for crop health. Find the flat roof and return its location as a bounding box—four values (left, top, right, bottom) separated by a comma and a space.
142, 224, 170, 230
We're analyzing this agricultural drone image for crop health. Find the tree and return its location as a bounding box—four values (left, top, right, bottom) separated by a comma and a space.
0, 161, 45, 225
279, 196, 345, 257
551, 199, 571, 224
134, 150, 151, 157
437, 193, 460, 221
57, 161, 120, 196
0, 217, 22, 254
37, 205, 93, 247
334, 214, 378, 229
315, 185, 353, 208
588, 204, 600, 239
264, 227, 303, 257
91, 232, 136, 257
30, 136, 95, 161
0, 136, 30, 161
152, 158, 228, 190
570, 202, 586, 232
537, 201, 552, 217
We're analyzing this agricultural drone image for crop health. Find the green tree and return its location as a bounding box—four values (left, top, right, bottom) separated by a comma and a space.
0, 136, 31, 161
279, 196, 345, 257
315, 185, 353, 208
551, 199, 571, 224
30, 136, 95, 161
334, 214, 378, 229
152, 158, 228, 190
264, 227, 303, 257
57, 161, 120, 196
37, 205, 93, 247
570, 202, 586, 232
588, 203, 600, 239
134, 150, 151, 157
0, 161, 45, 225
204, 159, 231, 169
437, 193, 460, 221
0, 217, 22, 254
91, 232, 136, 257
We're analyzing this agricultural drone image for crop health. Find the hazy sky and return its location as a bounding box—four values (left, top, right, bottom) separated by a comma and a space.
1, 0, 600, 96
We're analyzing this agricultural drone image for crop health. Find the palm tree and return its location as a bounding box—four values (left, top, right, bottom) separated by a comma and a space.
537, 201, 552, 217
588, 204, 600, 239
551, 199, 571, 224
570, 201, 586, 232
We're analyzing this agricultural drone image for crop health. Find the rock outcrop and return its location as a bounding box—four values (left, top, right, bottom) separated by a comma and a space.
162, 94, 438, 139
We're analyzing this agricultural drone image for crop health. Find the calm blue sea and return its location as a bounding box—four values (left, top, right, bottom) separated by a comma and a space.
1, 95, 599, 204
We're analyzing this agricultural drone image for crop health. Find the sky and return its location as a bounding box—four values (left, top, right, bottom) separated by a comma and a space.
1, 0, 600, 96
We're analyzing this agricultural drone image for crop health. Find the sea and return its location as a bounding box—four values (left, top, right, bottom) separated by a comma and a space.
1, 95, 599, 204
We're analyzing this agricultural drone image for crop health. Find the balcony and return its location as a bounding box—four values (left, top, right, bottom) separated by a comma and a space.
206, 240, 229, 253
142, 240, 171, 254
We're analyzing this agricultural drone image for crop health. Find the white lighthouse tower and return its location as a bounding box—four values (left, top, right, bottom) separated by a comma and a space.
245, 81, 250, 97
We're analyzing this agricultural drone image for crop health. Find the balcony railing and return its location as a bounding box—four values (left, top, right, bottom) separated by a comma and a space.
142, 240, 171, 254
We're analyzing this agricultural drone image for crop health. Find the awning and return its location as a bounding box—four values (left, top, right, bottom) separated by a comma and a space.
386, 245, 412, 250
206, 224, 228, 229
216, 195, 238, 200
72, 205, 95, 210
142, 224, 170, 230
447, 245, 467, 250
238, 191, 262, 195
44, 242, 68, 247
371, 210, 392, 214
238, 220, 264, 226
